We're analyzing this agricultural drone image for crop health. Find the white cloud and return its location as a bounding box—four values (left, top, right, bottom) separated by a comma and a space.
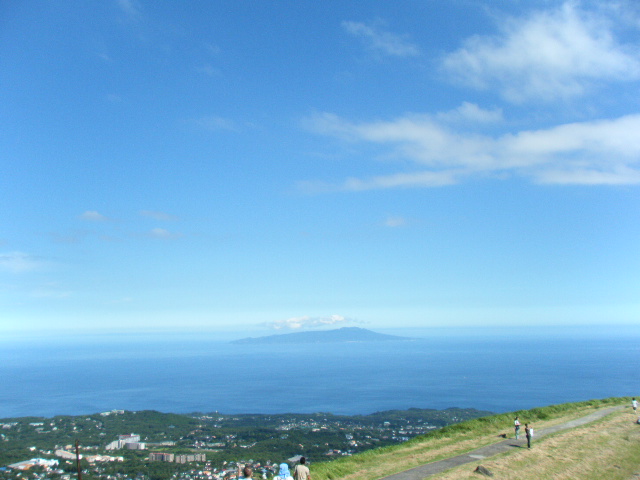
343, 171, 460, 191
265, 314, 352, 330
0, 252, 45, 273
436, 102, 503, 125
342, 20, 420, 57
298, 170, 460, 193
442, 2, 640, 102
304, 108, 640, 189
305, 108, 501, 170
535, 165, 640, 185
79, 211, 110, 222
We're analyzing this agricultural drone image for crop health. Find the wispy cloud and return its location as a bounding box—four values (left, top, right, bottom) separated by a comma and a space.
384, 216, 408, 228
342, 20, 420, 57
442, 2, 640, 103
117, 0, 141, 18
193, 115, 238, 132
436, 102, 503, 125
50, 230, 91, 244
0, 252, 45, 273
264, 314, 354, 330
204, 43, 222, 56
301, 171, 458, 193
79, 211, 111, 222
148, 228, 182, 239
196, 64, 221, 77
535, 164, 640, 185
303, 108, 640, 189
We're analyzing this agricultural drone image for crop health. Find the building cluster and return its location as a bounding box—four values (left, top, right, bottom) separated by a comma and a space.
99, 410, 125, 417
55, 450, 123, 463
1, 409, 465, 480
7, 458, 59, 471
106, 434, 146, 450
149, 453, 206, 464
104, 434, 204, 464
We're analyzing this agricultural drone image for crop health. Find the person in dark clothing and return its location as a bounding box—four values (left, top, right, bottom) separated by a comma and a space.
525, 423, 533, 448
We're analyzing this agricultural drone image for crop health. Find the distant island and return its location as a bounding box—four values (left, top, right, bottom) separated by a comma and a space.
232, 327, 411, 345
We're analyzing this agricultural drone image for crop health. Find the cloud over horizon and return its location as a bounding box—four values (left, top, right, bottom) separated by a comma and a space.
264, 314, 355, 330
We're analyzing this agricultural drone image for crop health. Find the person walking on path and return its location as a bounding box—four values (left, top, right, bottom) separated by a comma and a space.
514, 417, 521, 439
632, 398, 637, 413
293, 457, 310, 480
525, 423, 533, 448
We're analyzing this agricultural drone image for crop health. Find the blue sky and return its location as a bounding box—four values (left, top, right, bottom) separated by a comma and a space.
2, 0, 639, 337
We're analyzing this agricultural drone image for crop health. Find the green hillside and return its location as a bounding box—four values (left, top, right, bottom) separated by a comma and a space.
312, 397, 639, 480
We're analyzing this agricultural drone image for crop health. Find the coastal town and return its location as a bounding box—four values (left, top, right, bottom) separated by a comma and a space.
0, 407, 490, 480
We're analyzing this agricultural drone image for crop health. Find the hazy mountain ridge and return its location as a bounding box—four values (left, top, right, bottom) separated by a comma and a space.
232, 327, 411, 344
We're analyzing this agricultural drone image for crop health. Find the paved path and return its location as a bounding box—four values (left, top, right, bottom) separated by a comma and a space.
379, 406, 623, 480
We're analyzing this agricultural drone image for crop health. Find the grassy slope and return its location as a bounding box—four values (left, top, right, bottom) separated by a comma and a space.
311, 397, 640, 480
433, 406, 640, 480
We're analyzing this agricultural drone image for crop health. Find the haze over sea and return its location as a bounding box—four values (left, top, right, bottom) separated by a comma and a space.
2, 325, 638, 420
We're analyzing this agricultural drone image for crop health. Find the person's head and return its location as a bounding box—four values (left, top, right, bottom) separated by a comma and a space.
279, 463, 290, 478
243, 466, 253, 478
300, 457, 306, 465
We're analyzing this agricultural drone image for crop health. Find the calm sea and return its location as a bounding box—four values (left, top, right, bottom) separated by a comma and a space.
1, 326, 639, 419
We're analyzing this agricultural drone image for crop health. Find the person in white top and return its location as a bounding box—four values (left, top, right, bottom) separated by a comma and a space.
293, 457, 310, 480
632, 398, 637, 413
514, 417, 521, 439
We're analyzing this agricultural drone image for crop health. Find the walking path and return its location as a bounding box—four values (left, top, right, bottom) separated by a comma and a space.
379, 406, 623, 480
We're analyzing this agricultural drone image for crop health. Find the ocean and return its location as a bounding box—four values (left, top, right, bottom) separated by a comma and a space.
1, 325, 639, 419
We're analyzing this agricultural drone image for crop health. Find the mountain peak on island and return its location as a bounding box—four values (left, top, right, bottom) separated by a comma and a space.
231, 327, 410, 345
